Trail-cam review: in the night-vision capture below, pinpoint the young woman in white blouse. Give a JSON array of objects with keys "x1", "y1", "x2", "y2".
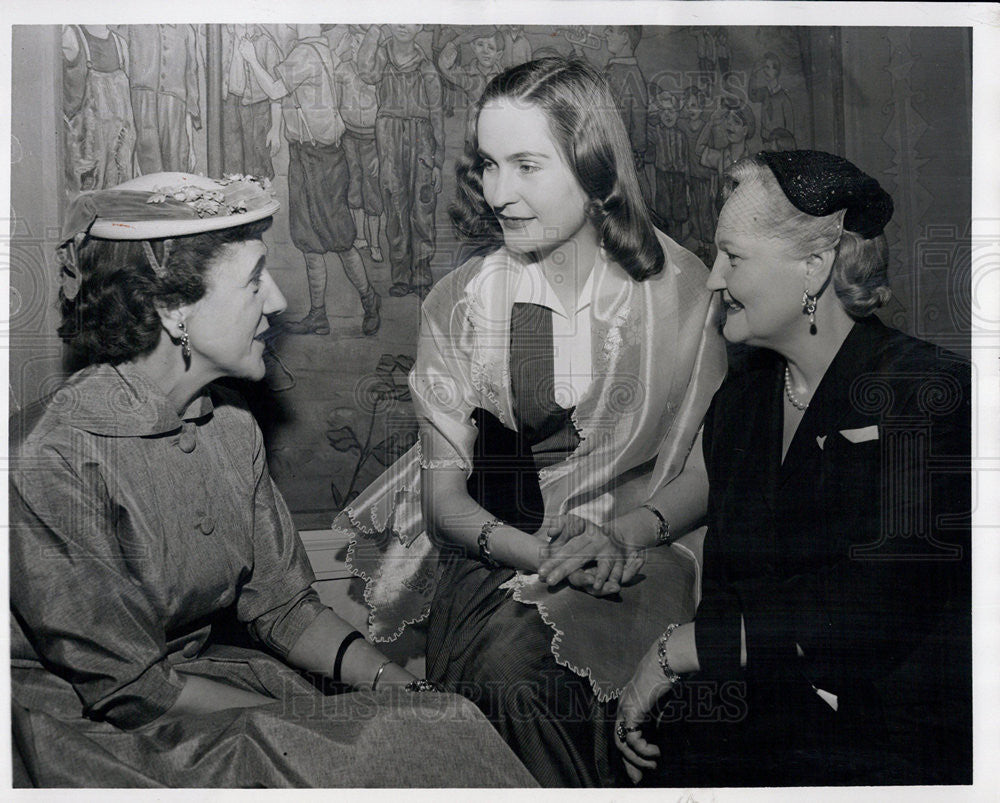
[{"x1": 342, "y1": 58, "x2": 726, "y2": 786}]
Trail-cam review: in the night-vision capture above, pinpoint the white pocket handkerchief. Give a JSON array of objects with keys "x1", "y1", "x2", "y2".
[{"x1": 839, "y1": 425, "x2": 879, "y2": 443}]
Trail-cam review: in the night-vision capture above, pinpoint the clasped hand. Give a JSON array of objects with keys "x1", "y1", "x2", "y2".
[
  {"x1": 536, "y1": 514, "x2": 644, "y2": 596},
  {"x1": 615, "y1": 638, "x2": 673, "y2": 783}
]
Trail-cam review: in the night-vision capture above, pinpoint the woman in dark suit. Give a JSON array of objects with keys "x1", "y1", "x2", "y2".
[{"x1": 614, "y1": 151, "x2": 971, "y2": 786}]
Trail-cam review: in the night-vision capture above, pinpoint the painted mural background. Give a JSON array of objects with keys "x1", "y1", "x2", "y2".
[{"x1": 10, "y1": 24, "x2": 972, "y2": 528}]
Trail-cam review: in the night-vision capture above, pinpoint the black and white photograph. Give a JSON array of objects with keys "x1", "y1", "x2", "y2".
[{"x1": 3, "y1": 0, "x2": 997, "y2": 797}]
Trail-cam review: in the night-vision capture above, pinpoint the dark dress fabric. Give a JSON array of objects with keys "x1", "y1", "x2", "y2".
[
  {"x1": 427, "y1": 303, "x2": 617, "y2": 788},
  {"x1": 650, "y1": 317, "x2": 972, "y2": 786},
  {"x1": 464, "y1": 303, "x2": 579, "y2": 532}
]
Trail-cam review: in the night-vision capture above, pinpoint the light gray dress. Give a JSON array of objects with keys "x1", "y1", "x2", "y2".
[{"x1": 9, "y1": 363, "x2": 536, "y2": 788}]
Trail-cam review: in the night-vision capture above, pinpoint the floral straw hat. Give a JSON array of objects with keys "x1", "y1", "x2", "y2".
[{"x1": 57, "y1": 172, "x2": 280, "y2": 299}]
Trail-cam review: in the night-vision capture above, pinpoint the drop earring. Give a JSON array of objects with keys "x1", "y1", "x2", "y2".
[
  {"x1": 178, "y1": 321, "x2": 192, "y2": 359},
  {"x1": 802, "y1": 290, "x2": 818, "y2": 335}
]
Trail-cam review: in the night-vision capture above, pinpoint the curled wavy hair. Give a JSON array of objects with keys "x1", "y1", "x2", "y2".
[
  {"x1": 723, "y1": 156, "x2": 891, "y2": 317},
  {"x1": 58, "y1": 218, "x2": 272, "y2": 365},
  {"x1": 449, "y1": 57, "x2": 664, "y2": 281}
]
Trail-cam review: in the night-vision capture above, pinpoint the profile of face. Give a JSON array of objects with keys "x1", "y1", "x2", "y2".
[
  {"x1": 604, "y1": 27, "x2": 631, "y2": 56},
  {"x1": 179, "y1": 240, "x2": 287, "y2": 382},
  {"x1": 390, "y1": 24, "x2": 422, "y2": 43},
  {"x1": 477, "y1": 99, "x2": 594, "y2": 260},
  {"x1": 472, "y1": 35, "x2": 501, "y2": 70},
  {"x1": 707, "y1": 183, "x2": 808, "y2": 348}
]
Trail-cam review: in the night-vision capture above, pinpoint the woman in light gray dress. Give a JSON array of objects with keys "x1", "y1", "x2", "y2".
[{"x1": 10, "y1": 172, "x2": 536, "y2": 788}]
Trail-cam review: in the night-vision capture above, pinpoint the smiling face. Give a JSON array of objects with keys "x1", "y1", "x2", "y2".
[
  {"x1": 182, "y1": 240, "x2": 286, "y2": 382},
  {"x1": 477, "y1": 99, "x2": 596, "y2": 261},
  {"x1": 707, "y1": 183, "x2": 808, "y2": 349}
]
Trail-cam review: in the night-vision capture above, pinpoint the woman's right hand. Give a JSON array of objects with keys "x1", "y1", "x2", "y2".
[{"x1": 615, "y1": 639, "x2": 672, "y2": 783}]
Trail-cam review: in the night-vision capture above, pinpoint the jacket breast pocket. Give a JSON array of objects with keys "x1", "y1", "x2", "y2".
[{"x1": 818, "y1": 429, "x2": 883, "y2": 536}]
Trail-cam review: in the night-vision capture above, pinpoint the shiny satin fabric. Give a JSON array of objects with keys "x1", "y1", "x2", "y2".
[
  {"x1": 12, "y1": 644, "x2": 538, "y2": 787},
  {"x1": 339, "y1": 230, "x2": 726, "y2": 697}
]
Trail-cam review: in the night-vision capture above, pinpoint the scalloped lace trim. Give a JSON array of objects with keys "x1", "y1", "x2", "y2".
[
  {"x1": 341, "y1": 475, "x2": 433, "y2": 642},
  {"x1": 345, "y1": 527, "x2": 433, "y2": 643},
  {"x1": 414, "y1": 433, "x2": 471, "y2": 473},
  {"x1": 502, "y1": 572, "x2": 623, "y2": 703}
]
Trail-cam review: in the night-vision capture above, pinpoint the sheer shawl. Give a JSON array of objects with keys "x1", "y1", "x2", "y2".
[{"x1": 338, "y1": 230, "x2": 726, "y2": 698}]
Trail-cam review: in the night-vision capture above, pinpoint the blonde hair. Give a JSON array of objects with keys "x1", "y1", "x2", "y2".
[{"x1": 724, "y1": 156, "x2": 892, "y2": 317}]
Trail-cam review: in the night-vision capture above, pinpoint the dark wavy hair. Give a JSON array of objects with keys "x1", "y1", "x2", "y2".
[
  {"x1": 58, "y1": 218, "x2": 272, "y2": 365},
  {"x1": 449, "y1": 57, "x2": 664, "y2": 281}
]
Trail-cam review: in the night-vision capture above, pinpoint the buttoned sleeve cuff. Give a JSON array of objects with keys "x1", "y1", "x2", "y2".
[
  {"x1": 246, "y1": 587, "x2": 327, "y2": 658},
  {"x1": 86, "y1": 660, "x2": 186, "y2": 731},
  {"x1": 693, "y1": 586, "x2": 744, "y2": 680}
]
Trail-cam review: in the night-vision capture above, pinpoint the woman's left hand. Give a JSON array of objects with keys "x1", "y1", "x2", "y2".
[
  {"x1": 615, "y1": 639, "x2": 674, "y2": 783},
  {"x1": 538, "y1": 514, "x2": 643, "y2": 596}
]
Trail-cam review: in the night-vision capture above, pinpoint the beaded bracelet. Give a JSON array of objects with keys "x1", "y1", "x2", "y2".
[
  {"x1": 478, "y1": 517, "x2": 504, "y2": 568},
  {"x1": 656, "y1": 623, "x2": 682, "y2": 684},
  {"x1": 405, "y1": 679, "x2": 443, "y2": 693}
]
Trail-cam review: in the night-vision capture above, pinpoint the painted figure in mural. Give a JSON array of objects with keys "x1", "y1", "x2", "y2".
[
  {"x1": 697, "y1": 100, "x2": 756, "y2": 211},
  {"x1": 436, "y1": 27, "x2": 505, "y2": 125},
  {"x1": 331, "y1": 25, "x2": 385, "y2": 263},
  {"x1": 431, "y1": 25, "x2": 459, "y2": 119},
  {"x1": 238, "y1": 24, "x2": 381, "y2": 337},
  {"x1": 647, "y1": 91, "x2": 690, "y2": 241},
  {"x1": 694, "y1": 27, "x2": 717, "y2": 76},
  {"x1": 61, "y1": 25, "x2": 136, "y2": 191},
  {"x1": 341, "y1": 58, "x2": 726, "y2": 786},
  {"x1": 10, "y1": 173, "x2": 537, "y2": 788},
  {"x1": 678, "y1": 85, "x2": 717, "y2": 262},
  {"x1": 571, "y1": 26, "x2": 652, "y2": 205},
  {"x1": 221, "y1": 24, "x2": 283, "y2": 180},
  {"x1": 499, "y1": 25, "x2": 533, "y2": 69},
  {"x1": 715, "y1": 29, "x2": 731, "y2": 75},
  {"x1": 602, "y1": 26, "x2": 649, "y2": 176},
  {"x1": 749, "y1": 51, "x2": 797, "y2": 151},
  {"x1": 357, "y1": 24, "x2": 444, "y2": 301},
  {"x1": 125, "y1": 24, "x2": 201, "y2": 174}
]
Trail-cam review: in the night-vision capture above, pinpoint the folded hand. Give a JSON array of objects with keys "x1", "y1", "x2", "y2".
[{"x1": 537, "y1": 514, "x2": 644, "y2": 596}]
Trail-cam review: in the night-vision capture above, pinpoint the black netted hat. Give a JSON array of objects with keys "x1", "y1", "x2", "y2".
[{"x1": 758, "y1": 150, "x2": 893, "y2": 239}]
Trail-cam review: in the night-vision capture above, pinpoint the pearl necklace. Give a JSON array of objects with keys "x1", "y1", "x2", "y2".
[{"x1": 784, "y1": 366, "x2": 809, "y2": 411}]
